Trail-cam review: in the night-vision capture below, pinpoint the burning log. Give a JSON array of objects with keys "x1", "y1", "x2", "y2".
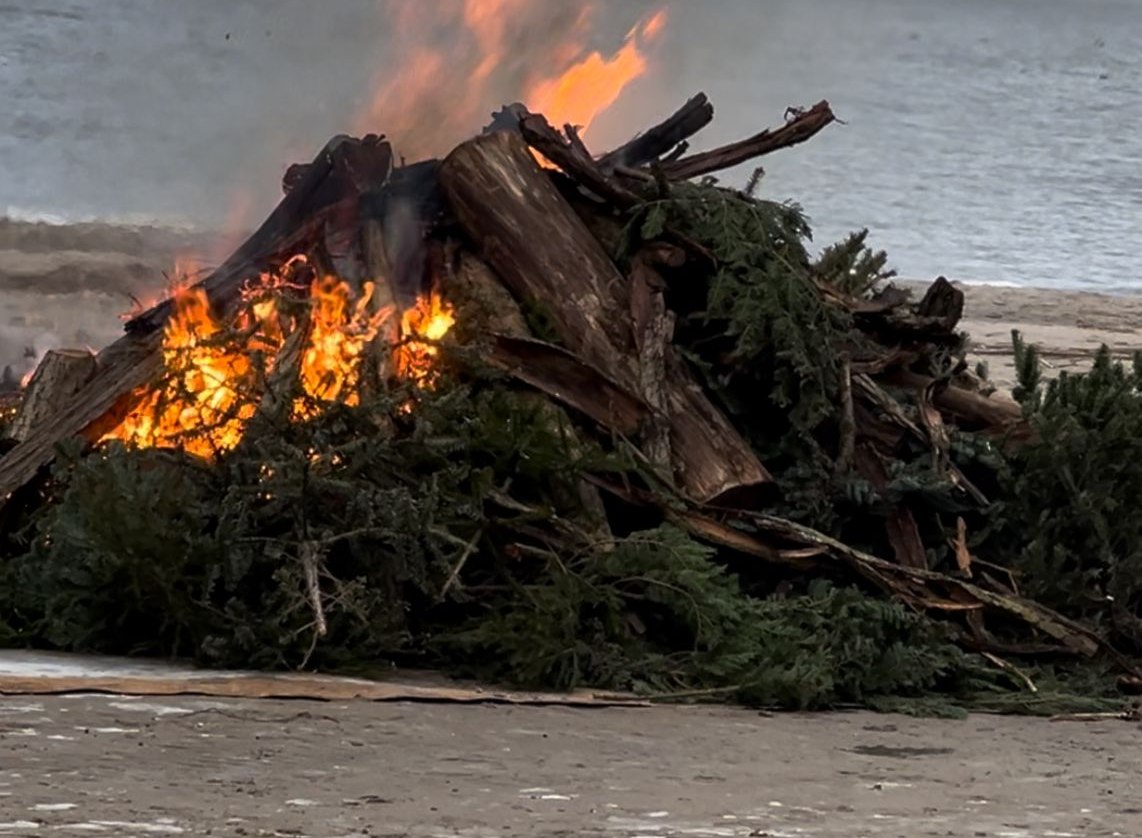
[
  {"x1": 128, "y1": 134, "x2": 395, "y2": 335},
  {"x1": 0, "y1": 96, "x2": 1026, "y2": 530},
  {"x1": 439, "y1": 128, "x2": 772, "y2": 503}
]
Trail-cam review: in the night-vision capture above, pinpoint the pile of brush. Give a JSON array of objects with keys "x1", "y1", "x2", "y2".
[{"x1": 1, "y1": 93, "x2": 1139, "y2": 715}]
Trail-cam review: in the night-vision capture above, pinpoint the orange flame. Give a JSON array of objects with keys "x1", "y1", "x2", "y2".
[
  {"x1": 524, "y1": 9, "x2": 668, "y2": 141},
  {"x1": 106, "y1": 284, "x2": 276, "y2": 459},
  {"x1": 103, "y1": 258, "x2": 455, "y2": 458},
  {"x1": 294, "y1": 277, "x2": 393, "y2": 417},
  {"x1": 395, "y1": 290, "x2": 457, "y2": 385},
  {"x1": 355, "y1": 2, "x2": 668, "y2": 157}
]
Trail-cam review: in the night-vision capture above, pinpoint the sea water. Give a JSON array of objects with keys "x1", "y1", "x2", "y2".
[{"x1": 1, "y1": 0, "x2": 1140, "y2": 292}]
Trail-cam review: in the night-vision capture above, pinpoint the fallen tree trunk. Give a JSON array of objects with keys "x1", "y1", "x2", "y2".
[{"x1": 439, "y1": 129, "x2": 772, "y2": 503}]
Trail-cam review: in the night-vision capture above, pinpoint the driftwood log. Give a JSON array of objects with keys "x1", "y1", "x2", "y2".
[
  {"x1": 658, "y1": 99, "x2": 838, "y2": 181},
  {"x1": 597, "y1": 92, "x2": 715, "y2": 171},
  {"x1": 439, "y1": 129, "x2": 772, "y2": 504}
]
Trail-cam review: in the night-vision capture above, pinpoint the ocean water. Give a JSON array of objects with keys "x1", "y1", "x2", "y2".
[{"x1": 2, "y1": 0, "x2": 1141, "y2": 292}]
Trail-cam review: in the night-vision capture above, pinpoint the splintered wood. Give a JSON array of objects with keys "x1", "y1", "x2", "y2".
[{"x1": 439, "y1": 129, "x2": 771, "y2": 504}]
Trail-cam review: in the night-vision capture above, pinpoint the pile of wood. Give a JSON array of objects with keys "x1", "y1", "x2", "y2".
[{"x1": 0, "y1": 92, "x2": 1121, "y2": 674}]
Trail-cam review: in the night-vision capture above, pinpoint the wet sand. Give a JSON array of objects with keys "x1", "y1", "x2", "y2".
[
  {"x1": 1, "y1": 692, "x2": 1139, "y2": 836},
  {"x1": 2, "y1": 219, "x2": 1141, "y2": 390}
]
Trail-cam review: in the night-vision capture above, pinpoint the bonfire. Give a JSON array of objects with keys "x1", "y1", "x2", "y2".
[{"x1": 2, "y1": 5, "x2": 1140, "y2": 715}]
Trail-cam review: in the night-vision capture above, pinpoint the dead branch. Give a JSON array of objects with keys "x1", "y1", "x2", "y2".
[
  {"x1": 598, "y1": 93, "x2": 715, "y2": 171},
  {"x1": 658, "y1": 100, "x2": 837, "y2": 181}
]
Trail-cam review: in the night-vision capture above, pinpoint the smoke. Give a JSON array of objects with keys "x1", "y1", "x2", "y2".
[
  {"x1": 2, "y1": 0, "x2": 678, "y2": 230},
  {"x1": 0, "y1": 0, "x2": 803, "y2": 234}
]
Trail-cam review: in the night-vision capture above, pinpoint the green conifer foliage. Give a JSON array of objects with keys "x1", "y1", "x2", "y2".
[
  {"x1": 2, "y1": 182, "x2": 1139, "y2": 716},
  {"x1": 989, "y1": 340, "x2": 1142, "y2": 652}
]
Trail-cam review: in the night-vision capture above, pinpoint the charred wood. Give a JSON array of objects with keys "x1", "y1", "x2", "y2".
[
  {"x1": 8, "y1": 350, "x2": 98, "y2": 443},
  {"x1": 598, "y1": 93, "x2": 715, "y2": 171},
  {"x1": 0, "y1": 136, "x2": 398, "y2": 502}
]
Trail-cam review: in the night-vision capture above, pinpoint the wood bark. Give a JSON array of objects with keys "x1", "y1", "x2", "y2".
[
  {"x1": 854, "y1": 444, "x2": 928, "y2": 570},
  {"x1": 488, "y1": 93, "x2": 714, "y2": 174},
  {"x1": 883, "y1": 368, "x2": 1028, "y2": 434},
  {"x1": 440, "y1": 245, "x2": 612, "y2": 541},
  {"x1": 127, "y1": 135, "x2": 394, "y2": 335},
  {"x1": 917, "y1": 276, "x2": 965, "y2": 330},
  {"x1": 439, "y1": 129, "x2": 772, "y2": 503},
  {"x1": 629, "y1": 255, "x2": 674, "y2": 469},
  {"x1": 0, "y1": 332, "x2": 165, "y2": 501},
  {"x1": 518, "y1": 114, "x2": 641, "y2": 209},
  {"x1": 356, "y1": 216, "x2": 400, "y2": 397},
  {"x1": 517, "y1": 113, "x2": 719, "y2": 267},
  {"x1": 487, "y1": 336, "x2": 647, "y2": 436},
  {"x1": 8, "y1": 350, "x2": 99, "y2": 443},
  {"x1": 658, "y1": 100, "x2": 837, "y2": 181},
  {"x1": 445, "y1": 245, "x2": 645, "y2": 437}
]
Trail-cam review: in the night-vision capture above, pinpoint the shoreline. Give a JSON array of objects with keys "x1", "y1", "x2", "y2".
[
  {"x1": 924, "y1": 281, "x2": 1142, "y2": 390},
  {"x1": 2, "y1": 219, "x2": 1140, "y2": 390}
]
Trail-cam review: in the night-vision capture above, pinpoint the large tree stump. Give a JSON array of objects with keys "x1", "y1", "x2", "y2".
[{"x1": 439, "y1": 130, "x2": 771, "y2": 504}]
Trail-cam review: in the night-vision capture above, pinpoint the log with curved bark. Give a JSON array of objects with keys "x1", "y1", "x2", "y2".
[
  {"x1": 439, "y1": 130, "x2": 772, "y2": 504},
  {"x1": 127, "y1": 134, "x2": 394, "y2": 334}
]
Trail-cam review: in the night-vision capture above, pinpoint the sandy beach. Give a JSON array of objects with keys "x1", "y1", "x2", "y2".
[
  {"x1": 2, "y1": 690, "x2": 1139, "y2": 837},
  {"x1": 2, "y1": 218, "x2": 1140, "y2": 391}
]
